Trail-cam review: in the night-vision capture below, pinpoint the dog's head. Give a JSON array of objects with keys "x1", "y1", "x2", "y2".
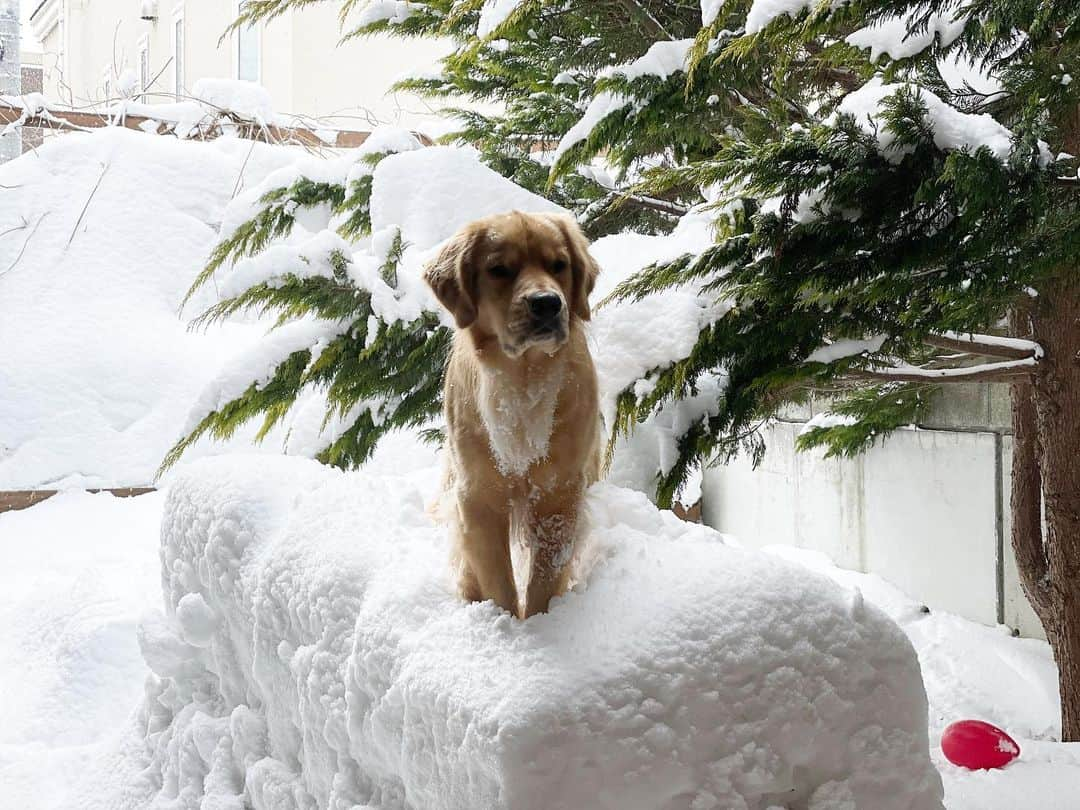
[{"x1": 424, "y1": 211, "x2": 599, "y2": 357}]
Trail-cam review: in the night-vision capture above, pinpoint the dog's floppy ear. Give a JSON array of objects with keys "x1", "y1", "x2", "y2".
[
  {"x1": 424, "y1": 225, "x2": 481, "y2": 328},
  {"x1": 547, "y1": 214, "x2": 599, "y2": 321}
]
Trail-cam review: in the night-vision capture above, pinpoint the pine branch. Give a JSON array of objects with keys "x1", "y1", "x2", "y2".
[{"x1": 614, "y1": 0, "x2": 675, "y2": 41}]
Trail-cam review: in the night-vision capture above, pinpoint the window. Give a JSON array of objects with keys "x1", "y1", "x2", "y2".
[
  {"x1": 138, "y1": 36, "x2": 150, "y2": 98},
  {"x1": 236, "y1": 2, "x2": 260, "y2": 82},
  {"x1": 172, "y1": 11, "x2": 184, "y2": 98}
]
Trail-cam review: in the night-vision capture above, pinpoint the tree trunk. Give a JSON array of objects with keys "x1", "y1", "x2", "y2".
[
  {"x1": 1027, "y1": 276, "x2": 1080, "y2": 741},
  {"x1": 1008, "y1": 310, "x2": 1050, "y2": 627}
]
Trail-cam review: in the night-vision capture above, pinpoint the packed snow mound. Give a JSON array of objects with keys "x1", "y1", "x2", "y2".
[{"x1": 139, "y1": 454, "x2": 943, "y2": 810}]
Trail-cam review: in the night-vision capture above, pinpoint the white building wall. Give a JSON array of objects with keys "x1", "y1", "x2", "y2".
[
  {"x1": 30, "y1": 0, "x2": 451, "y2": 127},
  {"x1": 702, "y1": 413, "x2": 1047, "y2": 640}
]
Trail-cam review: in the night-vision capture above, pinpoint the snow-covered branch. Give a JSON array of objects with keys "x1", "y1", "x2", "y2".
[
  {"x1": 850, "y1": 356, "x2": 1038, "y2": 384},
  {"x1": 924, "y1": 331, "x2": 1044, "y2": 361}
]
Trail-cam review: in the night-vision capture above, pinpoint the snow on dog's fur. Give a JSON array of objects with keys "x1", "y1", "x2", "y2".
[{"x1": 425, "y1": 211, "x2": 601, "y2": 618}]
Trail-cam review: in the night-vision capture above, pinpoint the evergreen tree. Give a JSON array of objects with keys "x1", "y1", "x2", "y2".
[
  {"x1": 191, "y1": 0, "x2": 1080, "y2": 736},
  {"x1": 568, "y1": 0, "x2": 1080, "y2": 737}
]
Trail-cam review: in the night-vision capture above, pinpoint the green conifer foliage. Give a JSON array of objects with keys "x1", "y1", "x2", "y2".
[{"x1": 160, "y1": 141, "x2": 451, "y2": 476}]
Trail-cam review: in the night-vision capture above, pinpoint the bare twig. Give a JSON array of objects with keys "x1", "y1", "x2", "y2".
[
  {"x1": 615, "y1": 0, "x2": 675, "y2": 40},
  {"x1": 1, "y1": 212, "x2": 49, "y2": 278},
  {"x1": 0, "y1": 217, "x2": 28, "y2": 239},
  {"x1": 231, "y1": 139, "x2": 259, "y2": 200},
  {"x1": 66, "y1": 163, "x2": 110, "y2": 250}
]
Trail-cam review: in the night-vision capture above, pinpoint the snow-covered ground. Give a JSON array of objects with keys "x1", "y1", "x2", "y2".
[
  {"x1": 2, "y1": 459, "x2": 1079, "y2": 809},
  {"x1": 2, "y1": 110, "x2": 1078, "y2": 809}
]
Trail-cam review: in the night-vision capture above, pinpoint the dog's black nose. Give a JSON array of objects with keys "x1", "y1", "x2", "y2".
[{"x1": 527, "y1": 292, "x2": 562, "y2": 321}]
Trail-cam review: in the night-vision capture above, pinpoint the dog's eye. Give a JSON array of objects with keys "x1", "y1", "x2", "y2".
[
  {"x1": 551, "y1": 259, "x2": 568, "y2": 273},
  {"x1": 488, "y1": 264, "x2": 514, "y2": 280}
]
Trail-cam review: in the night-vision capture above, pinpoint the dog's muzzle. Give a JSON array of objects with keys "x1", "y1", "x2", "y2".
[{"x1": 525, "y1": 292, "x2": 566, "y2": 338}]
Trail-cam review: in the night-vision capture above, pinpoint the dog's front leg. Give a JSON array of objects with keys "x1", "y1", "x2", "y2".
[
  {"x1": 455, "y1": 493, "x2": 518, "y2": 616},
  {"x1": 522, "y1": 483, "x2": 582, "y2": 618}
]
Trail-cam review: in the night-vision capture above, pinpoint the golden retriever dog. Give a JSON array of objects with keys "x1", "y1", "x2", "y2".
[{"x1": 424, "y1": 211, "x2": 602, "y2": 618}]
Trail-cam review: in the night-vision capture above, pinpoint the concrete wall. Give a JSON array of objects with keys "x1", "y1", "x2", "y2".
[
  {"x1": 30, "y1": 0, "x2": 451, "y2": 127},
  {"x1": 701, "y1": 383, "x2": 1046, "y2": 640}
]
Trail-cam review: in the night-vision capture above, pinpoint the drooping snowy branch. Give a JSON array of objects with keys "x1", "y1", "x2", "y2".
[
  {"x1": 925, "y1": 331, "x2": 1044, "y2": 360},
  {"x1": 850, "y1": 356, "x2": 1038, "y2": 384}
]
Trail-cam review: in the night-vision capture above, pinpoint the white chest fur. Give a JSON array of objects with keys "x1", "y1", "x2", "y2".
[{"x1": 477, "y1": 359, "x2": 565, "y2": 477}]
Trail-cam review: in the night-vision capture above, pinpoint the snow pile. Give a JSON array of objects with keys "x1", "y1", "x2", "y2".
[
  {"x1": 6, "y1": 483, "x2": 1080, "y2": 809},
  {"x1": 136, "y1": 453, "x2": 944, "y2": 810},
  {"x1": 0, "y1": 128, "x2": 302, "y2": 489}
]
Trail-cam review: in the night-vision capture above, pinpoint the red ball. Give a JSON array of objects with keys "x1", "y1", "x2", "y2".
[{"x1": 941, "y1": 720, "x2": 1020, "y2": 770}]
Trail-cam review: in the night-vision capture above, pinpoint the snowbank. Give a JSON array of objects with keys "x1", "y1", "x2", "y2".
[
  {"x1": 0, "y1": 128, "x2": 301, "y2": 489},
  {"x1": 137, "y1": 453, "x2": 944, "y2": 810}
]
